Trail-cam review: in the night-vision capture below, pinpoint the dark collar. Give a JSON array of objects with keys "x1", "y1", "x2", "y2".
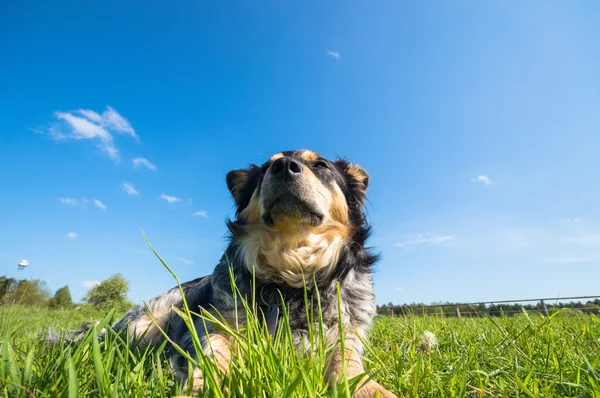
[{"x1": 257, "y1": 283, "x2": 286, "y2": 338}]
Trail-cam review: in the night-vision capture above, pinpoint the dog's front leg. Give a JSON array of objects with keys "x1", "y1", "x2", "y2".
[
  {"x1": 194, "y1": 333, "x2": 231, "y2": 392},
  {"x1": 325, "y1": 333, "x2": 397, "y2": 398},
  {"x1": 172, "y1": 332, "x2": 232, "y2": 396}
]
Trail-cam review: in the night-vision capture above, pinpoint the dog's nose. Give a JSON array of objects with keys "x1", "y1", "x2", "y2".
[{"x1": 271, "y1": 157, "x2": 303, "y2": 180}]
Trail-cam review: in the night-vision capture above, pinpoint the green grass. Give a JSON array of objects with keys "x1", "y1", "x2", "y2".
[
  {"x1": 369, "y1": 312, "x2": 600, "y2": 397},
  {"x1": 0, "y1": 243, "x2": 598, "y2": 397},
  {"x1": 1, "y1": 306, "x2": 599, "y2": 397}
]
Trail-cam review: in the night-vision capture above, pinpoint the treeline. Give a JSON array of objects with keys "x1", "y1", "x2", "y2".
[
  {"x1": 377, "y1": 299, "x2": 600, "y2": 317},
  {"x1": 0, "y1": 274, "x2": 135, "y2": 311}
]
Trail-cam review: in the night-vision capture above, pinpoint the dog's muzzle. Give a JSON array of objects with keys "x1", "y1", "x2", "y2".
[{"x1": 261, "y1": 157, "x2": 324, "y2": 227}]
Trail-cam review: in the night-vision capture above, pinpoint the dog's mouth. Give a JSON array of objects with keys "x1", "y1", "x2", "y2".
[{"x1": 261, "y1": 193, "x2": 324, "y2": 228}]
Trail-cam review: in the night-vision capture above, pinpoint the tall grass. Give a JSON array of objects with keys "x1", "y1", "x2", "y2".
[
  {"x1": 367, "y1": 311, "x2": 600, "y2": 397},
  {"x1": 0, "y1": 243, "x2": 598, "y2": 397},
  {"x1": 0, "y1": 240, "x2": 385, "y2": 398},
  {"x1": 1, "y1": 307, "x2": 599, "y2": 396}
]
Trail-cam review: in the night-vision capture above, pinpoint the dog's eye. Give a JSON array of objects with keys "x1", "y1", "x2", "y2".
[
  {"x1": 261, "y1": 163, "x2": 271, "y2": 173},
  {"x1": 313, "y1": 161, "x2": 328, "y2": 169}
]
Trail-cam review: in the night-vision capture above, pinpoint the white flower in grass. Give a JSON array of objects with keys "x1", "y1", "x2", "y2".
[{"x1": 420, "y1": 330, "x2": 437, "y2": 352}]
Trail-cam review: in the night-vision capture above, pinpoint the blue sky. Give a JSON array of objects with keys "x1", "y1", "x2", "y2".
[{"x1": 1, "y1": 1, "x2": 600, "y2": 305}]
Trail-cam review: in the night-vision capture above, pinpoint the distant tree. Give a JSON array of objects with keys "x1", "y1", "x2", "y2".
[
  {"x1": 0, "y1": 276, "x2": 14, "y2": 300},
  {"x1": 49, "y1": 285, "x2": 73, "y2": 308},
  {"x1": 11, "y1": 279, "x2": 51, "y2": 306},
  {"x1": 84, "y1": 274, "x2": 134, "y2": 311},
  {"x1": 378, "y1": 297, "x2": 600, "y2": 317},
  {"x1": 378, "y1": 304, "x2": 392, "y2": 316}
]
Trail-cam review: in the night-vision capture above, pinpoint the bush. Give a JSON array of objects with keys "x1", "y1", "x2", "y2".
[
  {"x1": 48, "y1": 285, "x2": 73, "y2": 308},
  {"x1": 83, "y1": 274, "x2": 134, "y2": 311}
]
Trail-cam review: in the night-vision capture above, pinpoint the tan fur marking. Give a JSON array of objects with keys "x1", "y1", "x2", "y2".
[
  {"x1": 207, "y1": 333, "x2": 232, "y2": 374},
  {"x1": 348, "y1": 164, "x2": 369, "y2": 194},
  {"x1": 347, "y1": 164, "x2": 368, "y2": 182},
  {"x1": 329, "y1": 183, "x2": 350, "y2": 225},
  {"x1": 269, "y1": 152, "x2": 284, "y2": 162},
  {"x1": 303, "y1": 166, "x2": 349, "y2": 225},
  {"x1": 240, "y1": 190, "x2": 261, "y2": 223},
  {"x1": 326, "y1": 335, "x2": 397, "y2": 398},
  {"x1": 300, "y1": 150, "x2": 319, "y2": 162},
  {"x1": 187, "y1": 333, "x2": 232, "y2": 395}
]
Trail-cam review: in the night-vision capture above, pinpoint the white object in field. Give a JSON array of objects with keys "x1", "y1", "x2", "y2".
[{"x1": 7, "y1": 260, "x2": 30, "y2": 297}]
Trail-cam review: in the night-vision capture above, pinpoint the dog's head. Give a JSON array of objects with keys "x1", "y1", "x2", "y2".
[
  {"x1": 226, "y1": 149, "x2": 370, "y2": 285},
  {"x1": 227, "y1": 149, "x2": 369, "y2": 231}
]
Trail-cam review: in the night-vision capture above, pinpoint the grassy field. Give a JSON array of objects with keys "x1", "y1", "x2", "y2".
[{"x1": 1, "y1": 303, "x2": 599, "y2": 397}]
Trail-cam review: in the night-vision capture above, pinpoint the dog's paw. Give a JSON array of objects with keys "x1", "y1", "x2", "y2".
[{"x1": 354, "y1": 380, "x2": 398, "y2": 398}]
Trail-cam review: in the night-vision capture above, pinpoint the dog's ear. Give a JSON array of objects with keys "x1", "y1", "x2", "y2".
[
  {"x1": 334, "y1": 159, "x2": 370, "y2": 204},
  {"x1": 226, "y1": 169, "x2": 249, "y2": 204},
  {"x1": 226, "y1": 165, "x2": 260, "y2": 207},
  {"x1": 346, "y1": 163, "x2": 370, "y2": 190}
]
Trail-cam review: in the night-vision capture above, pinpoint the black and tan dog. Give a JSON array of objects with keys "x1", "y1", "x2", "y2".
[{"x1": 111, "y1": 149, "x2": 396, "y2": 397}]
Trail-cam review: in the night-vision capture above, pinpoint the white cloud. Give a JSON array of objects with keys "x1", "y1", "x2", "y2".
[
  {"x1": 178, "y1": 257, "x2": 193, "y2": 265},
  {"x1": 396, "y1": 287, "x2": 404, "y2": 293},
  {"x1": 472, "y1": 175, "x2": 493, "y2": 185},
  {"x1": 59, "y1": 197, "x2": 78, "y2": 205},
  {"x1": 28, "y1": 127, "x2": 45, "y2": 135},
  {"x1": 193, "y1": 210, "x2": 208, "y2": 218},
  {"x1": 395, "y1": 233, "x2": 458, "y2": 250},
  {"x1": 66, "y1": 232, "x2": 78, "y2": 239},
  {"x1": 161, "y1": 194, "x2": 181, "y2": 204},
  {"x1": 123, "y1": 182, "x2": 140, "y2": 196},
  {"x1": 56, "y1": 112, "x2": 111, "y2": 140},
  {"x1": 59, "y1": 197, "x2": 95, "y2": 208},
  {"x1": 77, "y1": 109, "x2": 102, "y2": 122},
  {"x1": 46, "y1": 124, "x2": 68, "y2": 140},
  {"x1": 101, "y1": 106, "x2": 137, "y2": 139},
  {"x1": 81, "y1": 280, "x2": 100, "y2": 288},
  {"x1": 93, "y1": 199, "x2": 107, "y2": 210},
  {"x1": 55, "y1": 111, "x2": 118, "y2": 159},
  {"x1": 132, "y1": 157, "x2": 157, "y2": 171},
  {"x1": 327, "y1": 50, "x2": 341, "y2": 60},
  {"x1": 40, "y1": 106, "x2": 137, "y2": 160}
]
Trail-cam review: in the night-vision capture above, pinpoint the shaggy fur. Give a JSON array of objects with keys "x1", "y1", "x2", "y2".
[{"x1": 89, "y1": 150, "x2": 395, "y2": 397}]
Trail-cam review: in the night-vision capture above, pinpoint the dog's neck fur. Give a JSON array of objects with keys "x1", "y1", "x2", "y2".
[{"x1": 235, "y1": 222, "x2": 349, "y2": 288}]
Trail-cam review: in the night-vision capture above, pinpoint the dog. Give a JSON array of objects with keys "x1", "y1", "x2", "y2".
[{"x1": 110, "y1": 149, "x2": 395, "y2": 397}]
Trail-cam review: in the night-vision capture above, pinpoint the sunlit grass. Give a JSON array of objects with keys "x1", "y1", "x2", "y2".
[
  {"x1": 1, "y1": 307, "x2": 600, "y2": 396},
  {"x1": 0, "y1": 245, "x2": 599, "y2": 397}
]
